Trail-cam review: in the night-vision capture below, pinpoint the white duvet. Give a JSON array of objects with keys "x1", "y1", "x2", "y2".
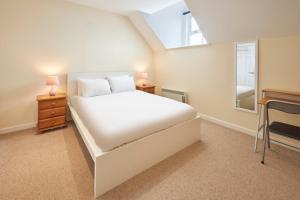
[{"x1": 71, "y1": 91, "x2": 197, "y2": 151}]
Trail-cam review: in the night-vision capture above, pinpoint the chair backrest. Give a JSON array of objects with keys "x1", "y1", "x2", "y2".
[{"x1": 267, "y1": 100, "x2": 300, "y2": 114}]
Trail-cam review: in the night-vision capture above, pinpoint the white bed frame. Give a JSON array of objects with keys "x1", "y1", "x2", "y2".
[{"x1": 67, "y1": 72, "x2": 201, "y2": 198}]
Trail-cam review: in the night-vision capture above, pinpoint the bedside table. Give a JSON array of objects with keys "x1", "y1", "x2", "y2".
[
  {"x1": 36, "y1": 93, "x2": 67, "y2": 133},
  {"x1": 136, "y1": 85, "x2": 156, "y2": 94}
]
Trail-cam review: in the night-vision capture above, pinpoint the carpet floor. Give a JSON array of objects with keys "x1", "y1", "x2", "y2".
[{"x1": 0, "y1": 120, "x2": 299, "y2": 200}]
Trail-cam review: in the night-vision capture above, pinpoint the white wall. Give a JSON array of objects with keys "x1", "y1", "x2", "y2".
[
  {"x1": 154, "y1": 35, "x2": 300, "y2": 132},
  {"x1": 143, "y1": 1, "x2": 188, "y2": 48},
  {"x1": 0, "y1": 0, "x2": 153, "y2": 130}
]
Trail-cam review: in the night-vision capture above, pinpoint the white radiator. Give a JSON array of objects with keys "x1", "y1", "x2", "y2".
[{"x1": 161, "y1": 88, "x2": 188, "y2": 103}]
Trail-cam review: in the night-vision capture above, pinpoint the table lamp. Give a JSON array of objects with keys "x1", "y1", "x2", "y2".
[
  {"x1": 46, "y1": 75, "x2": 60, "y2": 96},
  {"x1": 139, "y1": 72, "x2": 148, "y2": 86}
]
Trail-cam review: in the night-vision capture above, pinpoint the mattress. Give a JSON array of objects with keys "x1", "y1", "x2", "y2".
[{"x1": 71, "y1": 91, "x2": 197, "y2": 151}]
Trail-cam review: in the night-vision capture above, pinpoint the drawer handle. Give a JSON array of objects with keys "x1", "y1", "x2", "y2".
[
  {"x1": 51, "y1": 102, "x2": 56, "y2": 105},
  {"x1": 51, "y1": 112, "x2": 55, "y2": 115}
]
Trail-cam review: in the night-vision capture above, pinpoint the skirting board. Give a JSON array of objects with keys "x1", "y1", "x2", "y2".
[
  {"x1": 198, "y1": 113, "x2": 300, "y2": 152},
  {"x1": 198, "y1": 113, "x2": 256, "y2": 136},
  {"x1": 0, "y1": 122, "x2": 36, "y2": 135}
]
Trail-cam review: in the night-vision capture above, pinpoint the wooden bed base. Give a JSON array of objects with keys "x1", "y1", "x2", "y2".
[
  {"x1": 67, "y1": 72, "x2": 201, "y2": 198},
  {"x1": 69, "y1": 105, "x2": 201, "y2": 198}
]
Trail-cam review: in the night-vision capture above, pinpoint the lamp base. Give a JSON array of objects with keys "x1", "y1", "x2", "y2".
[{"x1": 49, "y1": 86, "x2": 56, "y2": 96}]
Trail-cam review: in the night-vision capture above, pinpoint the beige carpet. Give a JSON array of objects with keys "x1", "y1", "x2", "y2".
[{"x1": 0, "y1": 120, "x2": 299, "y2": 200}]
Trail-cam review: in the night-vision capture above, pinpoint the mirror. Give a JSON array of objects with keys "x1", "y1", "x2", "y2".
[{"x1": 234, "y1": 41, "x2": 258, "y2": 113}]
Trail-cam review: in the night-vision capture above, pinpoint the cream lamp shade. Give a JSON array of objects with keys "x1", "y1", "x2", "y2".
[
  {"x1": 46, "y1": 76, "x2": 60, "y2": 96},
  {"x1": 138, "y1": 72, "x2": 148, "y2": 86},
  {"x1": 46, "y1": 76, "x2": 60, "y2": 86}
]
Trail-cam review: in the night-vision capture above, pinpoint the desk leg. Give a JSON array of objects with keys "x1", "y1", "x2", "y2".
[
  {"x1": 254, "y1": 104, "x2": 262, "y2": 152},
  {"x1": 261, "y1": 128, "x2": 267, "y2": 164}
]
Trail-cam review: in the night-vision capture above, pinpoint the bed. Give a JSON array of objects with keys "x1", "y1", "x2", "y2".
[
  {"x1": 67, "y1": 72, "x2": 201, "y2": 198},
  {"x1": 236, "y1": 85, "x2": 255, "y2": 110}
]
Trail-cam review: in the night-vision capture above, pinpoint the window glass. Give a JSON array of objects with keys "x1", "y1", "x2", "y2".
[
  {"x1": 183, "y1": 12, "x2": 207, "y2": 46},
  {"x1": 191, "y1": 17, "x2": 199, "y2": 32},
  {"x1": 190, "y1": 33, "x2": 206, "y2": 45},
  {"x1": 142, "y1": 2, "x2": 207, "y2": 49}
]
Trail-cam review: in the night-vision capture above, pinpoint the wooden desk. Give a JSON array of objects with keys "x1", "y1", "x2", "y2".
[
  {"x1": 258, "y1": 96, "x2": 300, "y2": 105},
  {"x1": 262, "y1": 89, "x2": 300, "y2": 97},
  {"x1": 254, "y1": 89, "x2": 300, "y2": 161}
]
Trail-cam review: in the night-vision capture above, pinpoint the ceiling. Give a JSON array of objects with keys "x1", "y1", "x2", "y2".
[
  {"x1": 186, "y1": 0, "x2": 300, "y2": 43},
  {"x1": 66, "y1": 0, "x2": 182, "y2": 15},
  {"x1": 66, "y1": 0, "x2": 300, "y2": 44}
]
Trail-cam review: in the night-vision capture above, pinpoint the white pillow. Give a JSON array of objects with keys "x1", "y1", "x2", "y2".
[
  {"x1": 107, "y1": 75, "x2": 136, "y2": 93},
  {"x1": 78, "y1": 79, "x2": 111, "y2": 97}
]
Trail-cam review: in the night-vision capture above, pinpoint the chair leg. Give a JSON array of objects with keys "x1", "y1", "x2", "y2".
[
  {"x1": 265, "y1": 106, "x2": 271, "y2": 149},
  {"x1": 262, "y1": 106, "x2": 270, "y2": 164},
  {"x1": 262, "y1": 107, "x2": 266, "y2": 147},
  {"x1": 267, "y1": 128, "x2": 271, "y2": 149}
]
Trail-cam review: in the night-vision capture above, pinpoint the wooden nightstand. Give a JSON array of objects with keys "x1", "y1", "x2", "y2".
[
  {"x1": 136, "y1": 85, "x2": 156, "y2": 94},
  {"x1": 36, "y1": 93, "x2": 67, "y2": 133}
]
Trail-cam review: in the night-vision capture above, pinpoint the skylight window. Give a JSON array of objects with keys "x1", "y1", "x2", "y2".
[
  {"x1": 183, "y1": 12, "x2": 207, "y2": 46},
  {"x1": 142, "y1": 1, "x2": 207, "y2": 49}
]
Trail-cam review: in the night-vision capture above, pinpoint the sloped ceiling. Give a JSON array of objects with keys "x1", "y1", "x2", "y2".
[
  {"x1": 128, "y1": 12, "x2": 165, "y2": 51},
  {"x1": 186, "y1": 0, "x2": 300, "y2": 43},
  {"x1": 66, "y1": 0, "x2": 300, "y2": 45},
  {"x1": 66, "y1": 0, "x2": 181, "y2": 15}
]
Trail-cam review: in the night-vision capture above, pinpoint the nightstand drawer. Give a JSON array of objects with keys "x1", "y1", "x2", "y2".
[
  {"x1": 143, "y1": 87, "x2": 155, "y2": 94},
  {"x1": 136, "y1": 85, "x2": 156, "y2": 94},
  {"x1": 39, "y1": 98, "x2": 66, "y2": 110},
  {"x1": 39, "y1": 107, "x2": 66, "y2": 120},
  {"x1": 38, "y1": 116, "x2": 65, "y2": 129}
]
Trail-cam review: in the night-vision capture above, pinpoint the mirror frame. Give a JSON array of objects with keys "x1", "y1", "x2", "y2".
[{"x1": 233, "y1": 40, "x2": 258, "y2": 114}]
